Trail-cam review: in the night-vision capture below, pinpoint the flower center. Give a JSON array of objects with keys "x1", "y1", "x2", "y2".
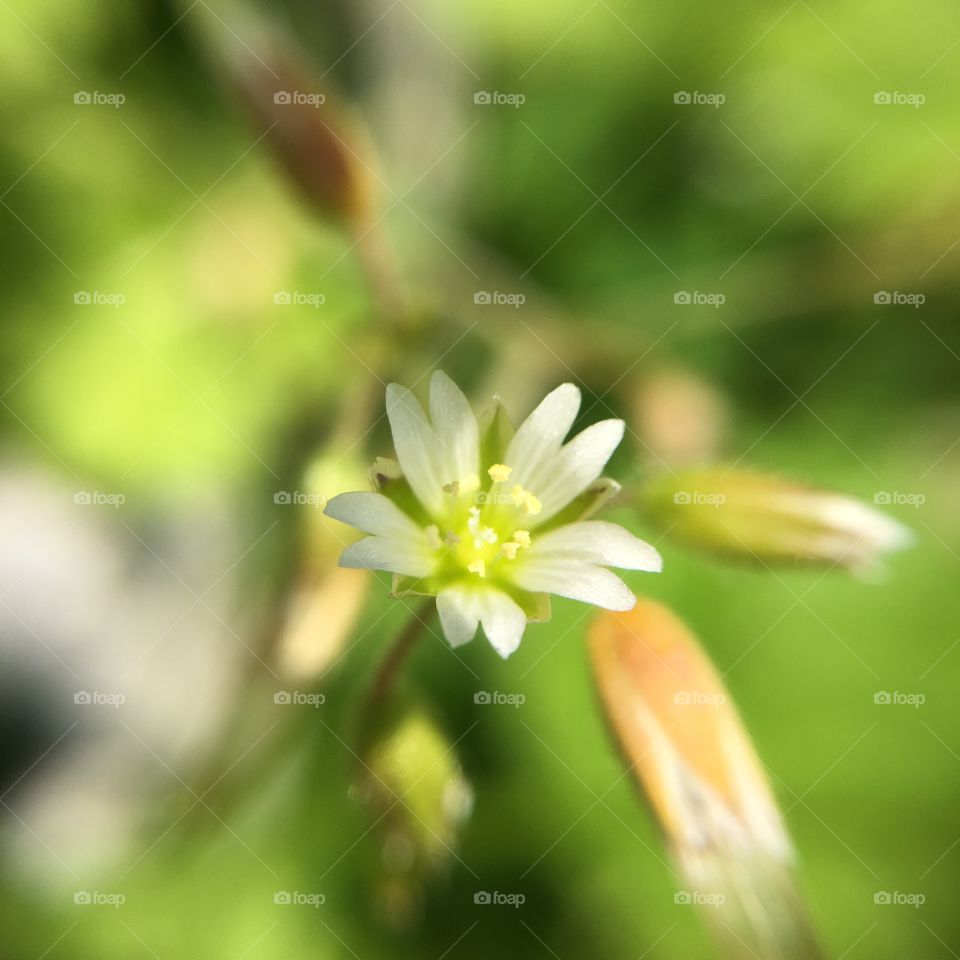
[{"x1": 429, "y1": 462, "x2": 536, "y2": 581}]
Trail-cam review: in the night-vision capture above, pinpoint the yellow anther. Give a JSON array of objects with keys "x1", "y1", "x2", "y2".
[
  {"x1": 442, "y1": 480, "x2": 461, "y2": 496},
  {"x1": 467, "y1": 559, "x2": 486, "y2": 577},
  {"x1": 501, "y1": 542, "x2": 520, "y2": 560},
  {"x1": 488, "y1": 463, "x2": 512, "y2": 483},
  {"x1": 523, "y1": 492, "x2": 542, "y2": 516},
  {"x1": 512, "y1": 529, "x2": 531, "y2": 549}
]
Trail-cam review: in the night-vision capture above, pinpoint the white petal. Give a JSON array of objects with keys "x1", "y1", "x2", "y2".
[
  {"x1": 513, "y1": 557, "x2": 637, "y2": 611},
  {"x1": 340, "y1": 535, "x2": 434, "y2": 577},
  {"x1": 386, "y1": 383, "x2": 445, "y2": 515},
  {"x1": 437, "y1": 587, "x2": 480, "y2": 647},
  {"x1": 476, "y1": 589, "x2": 527, "y2": 658},
  {"x1": 429, "y1": 370, "x2": 480, "y2": 489},
  {"x1": 533, "y1": 419, "x2": 625, "y2": 521},
  {"x1": 324, "y1": 492, "x2": 423, "y2": 539},
  {"x1": 506, "y1": 383, "x2": 581, "y2": 484},
  {"x1": 527, "y1": 521, "x2": 662, "y2": 572},
  {"x1": 436, "y1": 586, "x2": 527, "y2": 658}
]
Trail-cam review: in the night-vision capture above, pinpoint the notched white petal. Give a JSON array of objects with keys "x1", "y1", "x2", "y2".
[
  {"x1": 437, "y1": 587, "x2": 481, "y2": 647},
  {"x1": 340, "y1": 535, "x2": 434, "y2": 577},
  {"x1": 324, "y1": 491, "x2": 422, "y2": 539},
  {"x1": 476, "y1": 589, "x2": 526, "y2": 659},
  {"x1": 429, "y1": 370, "x2": 480, "y2": 488},
  {"x1": 386, "y1": 383, "x2": 444, "y2": 514},
  {"x1": 436, "y1": 586, "x2": 527, "y2": 657},
  {"x1": 506, "y1": 383, "x2": 581, "y2": 484},
  {"x1": 514, "y1": 559, "x2": 637, "y2": 612},
  {"x1": 534, "y1": 419, "x2": 625, "y2": 521},
  {"x1": 530, "y1": 521, "x2": 662, "y2": 572}
]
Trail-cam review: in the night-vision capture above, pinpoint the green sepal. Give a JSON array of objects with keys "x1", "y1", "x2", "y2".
[
  {"x1": 478, "y1": 397, "x2": 514, "y2": 468},
  {"x1": 391, "y1": 574, "x2": 435, "y2": 599},
  {"x1": 370, "y1": 457, "x2": 431, "y2": 526},
  {"x1": 538, "y1": 477, "x2": 622, "y2": 532},
  {"x1": 510, "y1": 589, "x2": 552, "y2": 623}
]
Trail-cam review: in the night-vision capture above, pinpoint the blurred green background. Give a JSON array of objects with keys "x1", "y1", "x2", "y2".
[{"x1": 1, "y1": 0, "x2": 958, "y2": 957}]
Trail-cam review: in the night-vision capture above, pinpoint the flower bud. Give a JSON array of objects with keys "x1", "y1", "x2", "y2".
[
  {"x1": 354, "y1": 701, "x2": 473, "y2": 928},
  {"x1": 642, "y1": 467, "x2": 912, "y2": 573},
  {"x1": 273, "y1": 452, "x2": 370, "y2": 681},
  {"x1": 589, "y1": 601, "x2": 824, "y2": 959}
]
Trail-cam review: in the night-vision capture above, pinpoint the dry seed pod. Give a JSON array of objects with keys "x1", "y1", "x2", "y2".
[
  {"x1": 213, "y1": 17, "x2": 377, "y2": 231},
  {"x1": 642, "y1": 467, "x2": 912, "y2": 574},
  {"x1": 590, "y1": 600, "x2": 825, "y2": 960}
]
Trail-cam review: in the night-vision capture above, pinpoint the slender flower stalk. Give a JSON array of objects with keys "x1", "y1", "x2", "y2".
[{"x1": 325, "y1": 372, "x2": 662, "y2": 657}]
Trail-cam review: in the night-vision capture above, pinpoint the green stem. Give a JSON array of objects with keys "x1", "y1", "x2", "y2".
[{"x1": 365, "y1": 598, "x2": 435, "y2": 715}]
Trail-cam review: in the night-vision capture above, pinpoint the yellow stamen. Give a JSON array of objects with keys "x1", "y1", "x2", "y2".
[
  {"x1": 501, "y1": 542, "x2": 520, "y2": 560},
  {"x1": 513, "y1": 529, "x2": 531, "y2": 549},
  {"x1": 467, "y1": 559, "x2": 486, "y2": 577},
  {"x1": 488, "y1": 463, "x2": 512, "y2": 483},
  {"x1": 523, "y1": 492, "x2": 542, "y2": 516}
]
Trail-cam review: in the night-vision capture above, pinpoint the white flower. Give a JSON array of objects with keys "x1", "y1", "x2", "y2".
[{"x1": 324, "y1": 372, "x2": 662, "y2": 658}]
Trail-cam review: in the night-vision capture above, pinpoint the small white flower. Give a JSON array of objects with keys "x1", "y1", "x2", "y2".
[{"x1": 325, "y1": 372, "x2": 662, "y2": 658}]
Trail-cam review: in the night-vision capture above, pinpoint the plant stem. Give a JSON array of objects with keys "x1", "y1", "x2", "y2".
[{"x1": 365, "y1": 598, "x2": 435, "y2": 713}]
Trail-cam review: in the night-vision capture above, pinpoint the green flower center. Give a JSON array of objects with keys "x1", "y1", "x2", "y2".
[{"x1": 428, "y1": 463, "x2": 538, "y2": 584}]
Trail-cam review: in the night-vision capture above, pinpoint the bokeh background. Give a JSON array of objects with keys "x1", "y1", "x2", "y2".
[{"x1": 1, "y1": 0, "x2": 958, "y2": 957}]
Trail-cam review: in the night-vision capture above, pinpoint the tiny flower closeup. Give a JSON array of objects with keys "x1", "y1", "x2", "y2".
[{"x1": 324, "y1": 372, "x2": 662, "y2": 658}]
